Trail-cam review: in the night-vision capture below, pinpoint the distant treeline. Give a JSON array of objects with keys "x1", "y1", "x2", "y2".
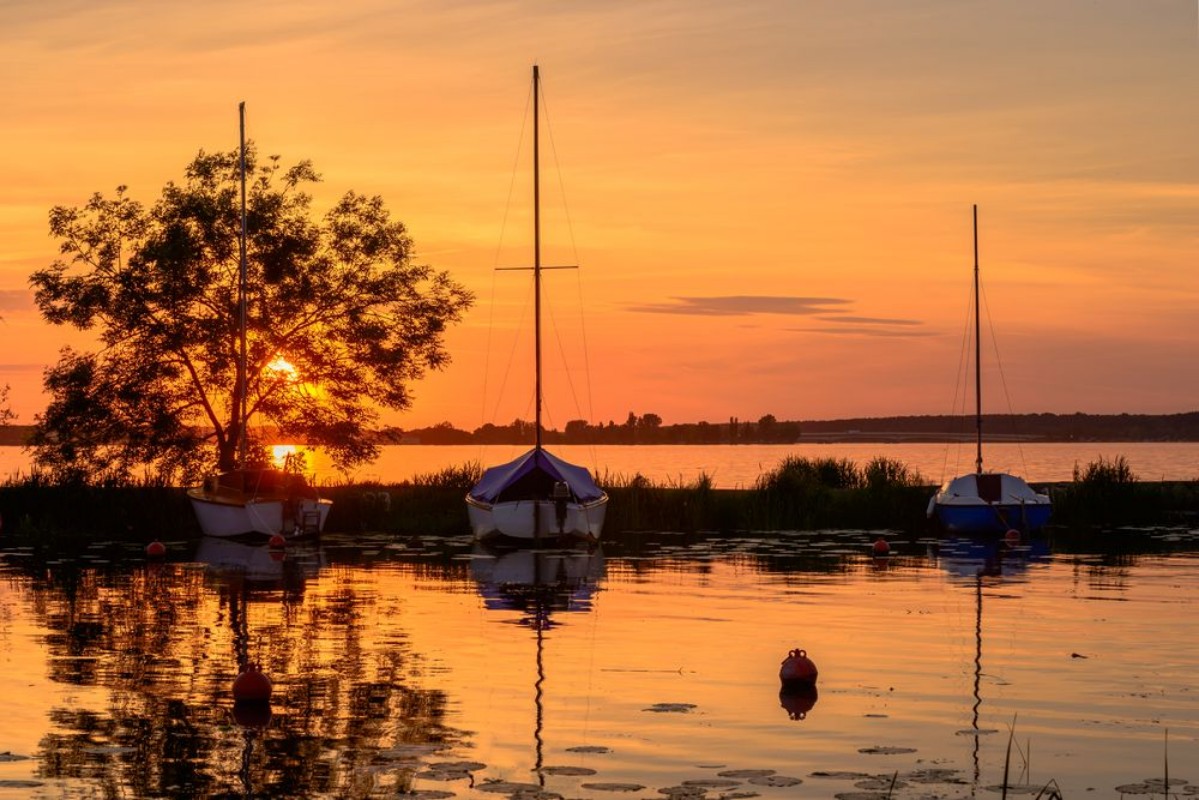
[
  {"x1": 388, "y1": 411, "x2": 1199, "y2": 445},
  {"x1": 3, "y1": 410, "x2": 1197, "y2": 449}
]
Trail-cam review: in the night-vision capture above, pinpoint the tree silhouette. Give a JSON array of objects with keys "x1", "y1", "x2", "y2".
[{"x1": 30, "y1": 145, "x2": 472, "y2": 483}]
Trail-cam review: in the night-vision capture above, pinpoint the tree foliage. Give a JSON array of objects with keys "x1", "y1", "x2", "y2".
[{"x1": 30, "y1": 146, "x2": 473, "y2": 484}]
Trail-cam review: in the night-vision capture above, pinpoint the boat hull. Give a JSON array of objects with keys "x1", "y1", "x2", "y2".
[
  {"x1": 930, "y1": 500, "x2": 1052, "y2": 535},
  {"x1": 188, "y1": 479, "x2": 332, "y2": 539},
  {"x1": 466, "y1": 494, "x2": 608, "y2": 544}
]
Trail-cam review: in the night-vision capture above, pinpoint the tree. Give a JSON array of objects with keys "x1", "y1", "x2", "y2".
[
  {"x1": 30, "y1": 145, "x2": 473, "y2": 484},
  {"x1": 0, "y1": 384, "x2": 14, "y2": 427}
]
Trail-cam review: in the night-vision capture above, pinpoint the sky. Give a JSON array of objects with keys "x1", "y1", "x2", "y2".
[{"x1": 1, "y1": 0, "x2": 1197, "y2": 432}]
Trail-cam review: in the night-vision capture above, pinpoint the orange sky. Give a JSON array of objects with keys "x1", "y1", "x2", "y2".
[{"x1": 2, "y1": 1, "x2": 1197, "y2": 431}]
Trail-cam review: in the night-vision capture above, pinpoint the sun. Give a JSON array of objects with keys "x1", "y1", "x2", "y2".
[
  {"x1": 271, "y1": 444, "x2": 298, "y2": 466},
  {"x1": 267, "y1": 355, "x2": 299, "y2": 382}
]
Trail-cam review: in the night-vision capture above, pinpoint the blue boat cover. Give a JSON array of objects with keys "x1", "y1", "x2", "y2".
[{"x1": 468, "y1": 448, "x2": 605, "y2": 504}]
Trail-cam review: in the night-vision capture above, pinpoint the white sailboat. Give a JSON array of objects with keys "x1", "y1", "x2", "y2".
[
  {"x1": 465, "y1": 66, "x2": 608, "y2": 545},
  {"x1": 187, "y1": 103, "x2": 332, "y2": 539},
  {"x1": 927, "y1": 206, "x2": 1051, "y2": 535}
]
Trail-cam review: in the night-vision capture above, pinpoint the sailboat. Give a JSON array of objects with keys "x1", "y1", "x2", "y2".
[
  {"x1": 187, "y1": 103, "x2": 333, "y2": 540},
  {"x1": 465, "y1": 67, "x2": 608, "y2": 545},
  {"x1": 927, "y1": 206, "x2": 1051, "y2": 535}
]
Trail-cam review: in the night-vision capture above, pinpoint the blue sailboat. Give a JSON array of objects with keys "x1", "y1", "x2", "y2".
[{"x1": 927, "y1": 207, "x2": 1051, "y2": 534}]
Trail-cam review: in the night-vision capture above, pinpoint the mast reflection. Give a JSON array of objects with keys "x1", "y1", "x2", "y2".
[
  {"x1": 933, "y1": 535, "x2": 1048, "y2": 784},
  {"x1": 470, "y1": 543, "x2": 605, "y2": 784}
]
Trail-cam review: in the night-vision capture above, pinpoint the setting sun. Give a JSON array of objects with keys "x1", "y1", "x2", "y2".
[{"x1": 267, "y1": 356, "x2": 299, "y2": 382}]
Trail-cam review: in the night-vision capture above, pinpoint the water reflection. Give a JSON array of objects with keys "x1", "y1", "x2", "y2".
[
  {"x1": 4, "y1": 528, "x2": 1199, "y2": 799},
  {"x1": 470, "y1": 543, "x2": 605, "y2": 787},
  {"x1": 932, "y1": 534, "x2": 1048, "y2": 784},
  {"x1": 15, "y1": 537, "x2": 465, "y2": 798}
]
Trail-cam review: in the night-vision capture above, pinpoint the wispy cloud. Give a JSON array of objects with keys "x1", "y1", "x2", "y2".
[
  {"x1": 789, "y1": 325, "x2": 934, "y2": 338},
  {"x1": 628, "y1": 295, "x2": 851, "y2": 316},
  {"x1": 629, "y1": 294, "x2": 929, "y2": 337},
  {"x1": 0, "y1": 289, "x2": 34, "y2": 312},
  {"x1": 815, "y1": 315, "x2": 923, "y2": 326}
]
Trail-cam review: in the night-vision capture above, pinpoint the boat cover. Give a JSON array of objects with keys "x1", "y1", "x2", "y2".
[
  {"x1": 468, "y1": 448, "x2": 605, "y2": 504},
  {"x1": 934, "y1": 472, "x2": 1048, "y2": 505}
]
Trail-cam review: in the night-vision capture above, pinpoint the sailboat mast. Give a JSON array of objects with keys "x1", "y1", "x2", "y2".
[
  {"x1": 533, "y1": 65, "x2": 543, "y2": 452},
  {"x1": 237, "y1": 102, "x2": 249, "y2": 469},
  {"x1": 973, "y1": 204, "x2": 982, "y2": 475}
]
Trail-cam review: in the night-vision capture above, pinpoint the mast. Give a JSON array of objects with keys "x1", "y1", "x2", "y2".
[
  {"x1": 973, "y1": 204, "x2": 982, "y2": 475},
  {"x1": 533, "y1": 65, "x2": 543, "y2": 452},
  {"x1": 237, "y1": 102, "x2": 249, "y2": 469}
]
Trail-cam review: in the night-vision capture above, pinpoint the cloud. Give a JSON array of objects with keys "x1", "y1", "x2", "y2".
[
  {"x1": 788, "y1": 326, "x2": 934, "y2": 338},
  {"x1": 628, "y1": 295, "x2": 851, "y2": 316},
  {"x1": 627, "y1": 295, "x2": 930, "y2": 337},
  {"x1": 0, "y1": 289, "x2": 34, "y2": 312},
  {"x1": 815, "y1": 315, "x2": 923, "y2": 326}
]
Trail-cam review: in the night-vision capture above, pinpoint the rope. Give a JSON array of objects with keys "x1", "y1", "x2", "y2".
[{"x1": 980, "y1": 280, "x2": 1032, "y2": 478}]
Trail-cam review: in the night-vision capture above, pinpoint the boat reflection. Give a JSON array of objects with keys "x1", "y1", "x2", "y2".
[
  {"x1": 470, "y1": 543, "x2": 605, "y2": 785},
  {"x1": 192, "y1": 536, "x2": 325, "y2": 590},
  {"x1": 933, "y1": 534, "x2": 1047, "y2": 784},
  {"x1": 470, "y1": 543, "x2": 604, "y2": 619}
]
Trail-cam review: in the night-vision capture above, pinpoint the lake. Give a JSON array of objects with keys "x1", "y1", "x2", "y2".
[
  {"x1": 3, "y1": 442, "x2": 1197, "y2": 486},
  {"x1": 2, "y1": 528, "x2": 1197, "y2": 798}
]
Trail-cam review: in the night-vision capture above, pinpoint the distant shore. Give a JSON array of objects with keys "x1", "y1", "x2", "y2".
[{"x1": 8, "y1": 410, "x2": 1194, "y2": 448}]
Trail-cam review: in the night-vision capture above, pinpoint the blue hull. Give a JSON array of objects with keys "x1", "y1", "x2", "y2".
[{"x1": 934, "y1": 502, "x2": 1052, "y2": 535}]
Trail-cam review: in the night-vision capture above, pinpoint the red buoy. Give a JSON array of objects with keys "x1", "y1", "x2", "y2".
[
  {"x1": 145, "y1": 540, "x2": 166, "y2": 558},
  {"x1": 232, "y1": 663, "x2": 273, "y2": 703},
  {"x1": 779, "y1": 648, "x2": 819, "y2": 689},
  {"x1": 1005, "y1": 528, "x2": 1021, "y2": 545},
  {"x1": 872, "y1": 537, "x2": 890, "y2": 556},
  {"x1": 268, "y1": 533, "x2": 287, "y2": 549}
]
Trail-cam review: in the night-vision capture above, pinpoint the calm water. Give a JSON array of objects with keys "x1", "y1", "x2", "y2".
[
  {"x1": 2, "y1": 529, "x2": 1198, "y2": 798},
  {"x1": 4, "y1": 442, "x2": 1196, "y2": 486}
]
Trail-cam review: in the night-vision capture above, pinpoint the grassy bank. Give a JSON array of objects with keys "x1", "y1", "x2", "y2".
[{"x1": 1, "y1": 456, "x2": 1196, "y2": 543}]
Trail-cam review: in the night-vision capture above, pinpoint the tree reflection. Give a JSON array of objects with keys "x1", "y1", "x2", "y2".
[{"x1": 19, "y1": 542, "x2": 466, "y2": 798}]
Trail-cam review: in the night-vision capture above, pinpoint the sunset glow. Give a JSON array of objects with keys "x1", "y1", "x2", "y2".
[
  {"x1": 266, "y1": 356, "x2": 299, "y2": 382},
  {"x1": 2, "y1": 1, "x2": 1196, "y2": 433}
]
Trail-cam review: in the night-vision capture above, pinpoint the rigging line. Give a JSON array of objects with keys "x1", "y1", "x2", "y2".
[
  {"x1": 487, "y1": 280, "x2": 535, "y2": 428},
  {"x1": 943, "y1": 276, "x2": 975, "y2": 484},
  {"x1": 980, "y1": 281, "x2": 1031, "y2": 478},
  {"x1": 479, "y1": 78, "x2": 535, "y2": 458},
  {"x1": 538, "y1": 76, "x2": 602, "y2": 472},
  {"x1": 543, "y1": 284, "x2": 587, "y2": 425}
]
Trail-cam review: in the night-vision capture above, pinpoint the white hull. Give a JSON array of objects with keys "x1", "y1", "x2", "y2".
[
  {"x1": 467, "y1": 494, "x2": 607, "y2": 543},
  {"x1": 188, "y1": 491, "x2": 332, "y2": 539}
]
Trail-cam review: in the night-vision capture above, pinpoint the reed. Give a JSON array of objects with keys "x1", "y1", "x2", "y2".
[{"x1": 3, "y1": 454, "x2": 1197, "y2": 541}]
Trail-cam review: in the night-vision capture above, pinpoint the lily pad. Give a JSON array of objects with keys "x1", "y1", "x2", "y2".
[
  {"x1": 716, "y1": 770, "x2": 774, "y2": 779},
  {"x1": 0, "y1": 781, "x2": 45, "y2": 789},
  {"x1": 747, "y1": 776, "x2": 802, "y2": 788},
  {"x1": 682, "y1": 779, "x2": 741, "y2": 788},
  {"x1": 399, "y1": 792, "x2": 456, "y2": 800},
  {"x1": 809, "y1": 772, "x2": 873, "y2": 781},
  {"x1": 479, "y1": 781, "x2": 547, "y2": 794},
  {"x1": 644, "y1": 703, "x2": 697, "y2": 713},
  {"x1": 834, "y1": 793, "x2": 888, "y2": 800},
  {"x1": 430, "y1": 761, "x2": 486, "y2": 772},
  {"x1": 541, "y1": 766, "x2": 597, "y2": 776},
  {"x1": 903, "y1": 769, "x2": 965, "y2": 784},
  {"x1": 658, "y1": 786, "x2": 709, "y2": 797},
  {"x1": 567, "y1": 745, "x2": 612, "y2": 754},
  {"x1": 581, "y1": 783, "x2": 645, "y2": 793},
  {"x1": 858, "y1": 746, "x2": 917, "y2": 755},
  {"x1": 0, "y1": 753, "x2": 32, "y2": 763},
  {"x1": 417, "y1": 770, "x2": 471, "y2": 782},
  {"x1": 855, "y1": 779, "x2": 908, "y2": 791}
]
